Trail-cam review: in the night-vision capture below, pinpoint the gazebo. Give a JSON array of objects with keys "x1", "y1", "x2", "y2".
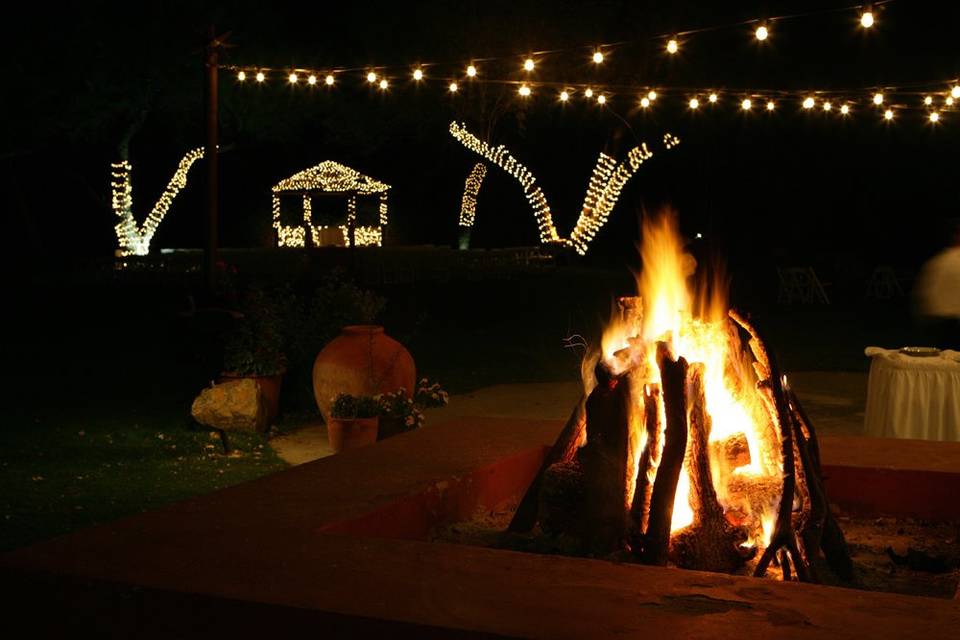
[{"x1": 271, "y1": 161, "x2": 390, "y2": 247}]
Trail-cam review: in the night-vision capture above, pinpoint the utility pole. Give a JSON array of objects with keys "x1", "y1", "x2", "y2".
[{"x1": 203, "y1": 27, "x2": 224, "y2": 296}]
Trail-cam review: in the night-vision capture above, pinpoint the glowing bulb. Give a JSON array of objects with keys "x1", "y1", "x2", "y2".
[
  {"x1": 367, "y1": 71, "x2": 377, "y2": 83},
  {"x1": 237, "y1": 71, "x2": 246, "y2": 81},
  {"x1": 288, "y1": 72, "x2": 298, "y2": 84},
  {"x1": 640, "y1": 97, "x2": 650, "y2": 108},
  {"x1": 518, "y1": 84, "x2": 531, "y2": 97},
  {"x1": 755, "y1": 25, "x2": 769, "y2": 41},
  {"x1": 449, "y1": 82, "x2": 459, "y2": 93},
  {"x1": 803, "y1": 97, "x2": 815, "y2": 109},
  {"x1": 466, "y1": 65, "x2": 477, "y2": 77},
  {"x1": 688, "y1": 97, "x2": 699, "y2": 109},
  {"x1": 413, "y1": 68, "x2": 424, "y2": 81},
  {"x1": 840, "y1": 104, "x2": 850, "y2": 115},
  {"x1": 741, "y1": 98, "x2": 752, "y2": 110},
  {"x1": 307, "y1": 75, "x2": 317, "y2": 85},
  {"x1": 766, "y1": 100, "x2": 776, "y2": 111},
  {"x1": 860, "y1": 11, "x2": 874, "y2": 28},
  {"x1": 947, "y1": 97, "x2": 955, "y2": 106},
  {"x1": 708, "y1": 93, "x2": 718, "y2": 103},
  {"x1": 924, "y1": 95, "x2": 933, "y2": 106},
  {"x1": 952, "y1": 86, "x2": 960, "y2": 99},
  {"x1": 255, "y1": 72, "x2": 265, "y2": 82},
  {"x1": 593, "y1": 50, "x2": 604, "y2": 64},
  {"x1": 597, "y1": 94, "x2": 606, "y2": 105},
  {"x1": 325, "y1": 74, "x2": 335, "y2": 86},
  {"x1": 930, "y1": 111, "x2": 940, "y2": 123},
  {"x1": 884, "y1": 109, "x2": 894, "y2": 120},
  {"x1": 823, "y1": 101, "x2": 832, "y2": 111},
  {"x1": 524, "y1": 58, "x2": 535, "y2": 71},
  {"x1": 666, "y1": 39, "x2": 679, "y2": 54},
  {"x1": 379, "y1": 78, "x2": 388, "y2": 89},
  {"x1": 873, "y1": 92, "x2": 884, "y2": 105},
  {"x1": 559, "y1": 90, "x2": 569, "y2": 102},
  {"x1": 648, "y1": 90, "x2": 658, "y2": 101},
  {"x1": 584, "y1": 88, "x2": 594, "y2": 98}
]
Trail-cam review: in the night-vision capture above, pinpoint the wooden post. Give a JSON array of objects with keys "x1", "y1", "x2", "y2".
[{"x1": 204, "y1": 28, "x2": 222, "y2": 295}]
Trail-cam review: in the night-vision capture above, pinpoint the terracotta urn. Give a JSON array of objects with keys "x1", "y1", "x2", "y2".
[
  {"x1": 312, "y1": 325, "x2": 416, "y2": 424},
  {"x1": 327, "y1": 416, "x2": 379, "y2": 453}
]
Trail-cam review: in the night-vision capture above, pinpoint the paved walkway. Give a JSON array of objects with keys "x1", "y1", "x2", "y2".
[{"x1": 270, "y1": 371, "x2": 868, "y2": 466}]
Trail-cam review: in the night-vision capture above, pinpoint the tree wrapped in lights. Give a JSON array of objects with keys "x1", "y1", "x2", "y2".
[
  {"x1": 450, "y1": 122, "x2": 672, "y2": 255},
  {"x1": 111, "y1": 148, "x2": 204, "y2": 256},
  {"x1": 458, "y1": 162, "x2": 488, "y2": 249},
  {"x1": 272, "y1": 160, "x2": 390, "y2": 248}
]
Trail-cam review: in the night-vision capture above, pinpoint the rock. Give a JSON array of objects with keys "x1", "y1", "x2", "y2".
[{"x1": 191, "y1": 379, "x2": 268, "y2": 432}]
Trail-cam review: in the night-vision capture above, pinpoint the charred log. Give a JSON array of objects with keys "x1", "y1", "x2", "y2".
[{"x1": 630, "y1": 384, "x2": 661, "y2": 533}]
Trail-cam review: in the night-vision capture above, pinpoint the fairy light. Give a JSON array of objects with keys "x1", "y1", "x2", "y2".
[
  {"x1": 237, "y1": 71, "x2": 246, "y2": 81},
  {"x1": 288, "y1": 72, "x2": 298, "y2": 84},
  {"x1": 688, "y1": 97, "x2": 699, "y2": 109},
  {"x1": 840, "y1": 104, "x2": 850, "y2": 115},
  {"x1": 524, "y1": 58, "x2": 535, "y2": 71},
  {"x1": 873, "y1": 92, "x2": 884, "y2": 105},
  {"x1": 112, "y1": 148, "x2": 205, "y2": 256},
  {"x1": 755, "y1": 25, "x2": 769, "y2": 41},
  {"x1": 929, "y1": 111, "x2": 940, "y2": 123},
  {"x1": 559, "y1": 90, "x2": 570, "y2": 102},
  {"x1": 947, "y1": 97, "x2": 955, "y2": 106},
  {"x1": 640, "y1": 96, "x2": 651, "y2": 108},
  {"x1": 666, "y1": 39, "x2": 679, "y2": 54},
  {"x1": 458, "y1": 162, "x2": 487, "y2": 227},
  {"x1": 860, "y1": 11, "x2": 874, "y2": 28},
  {"x1": 325, "y1": 74, "x2": 335, "y2": 86},
  {"x1": 272, "y1": 160, "x2": 390, "y2": 248},
  {"x1": 584, "y1": 88, "x2": 594, "y2": 98},
  {"x1": 308, "y1": 74, "x2": 317, "y2": 85},
  {"x1": 803, "y1": 97, "x2": 815, "y2": 109},
  {"x1": 518, "y1": 84, "x2": 532, "y2": 97},
  {"x1": 884, "y1": 108, "x2": 894, "y2": 120},
  {"x1": 741, "y1": 98, "x2": 752, "y2": 110},
  {"x1": 379, "y1": 78, "x2": 389, "y2": 90},
  {"x1": 822, "y1": 101, "x2": 832, "y2": 112},
  {"x1": 647, "y1": 90, "x2": 658, "y2": 101},
  {"x1": 952, "y1": 86, "x2": 960, "y2": 99},
  {"x1": 593, "y1": 50, "x2": 604, "y2": 64},
  {"x1": 449, "y1": 82, "x2": 459, "y2": 93},
  {"x1": 924, "y1": 96, "x2": 933, "y2": 106},
  {"x1": 597, "y1": 94, "x2": 606, "y2": 105},
  {"x1": 367, "y1": 71, "x2": 377, "y2": 83},
  {"x1": 256, "y1": 72, "x2": 265, "y2": 82},
  {"x1": 709, "y1": 93, "x2": 718, "y2": 103},
  {"x1": 413, "y1": 68, "x2": 424, "y2": 81},
  {"x1": 766, "y1": 100, "x2": 776, "y2": 111},
  {"x1": 466, "y1": 64, "x2": 477, "y2": 77}
]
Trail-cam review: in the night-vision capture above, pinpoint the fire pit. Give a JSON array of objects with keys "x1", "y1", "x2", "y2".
[{"x1": 509, "y1": 212, "x2": 850, "y2": 582}]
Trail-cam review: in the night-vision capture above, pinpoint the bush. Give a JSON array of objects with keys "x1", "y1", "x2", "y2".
[
  {"x1": 330, "y1": 393, "x2": 380, "y2": 419},
  {"x1": 221, "y1": 287, "x2": 287, "y2": 376}
]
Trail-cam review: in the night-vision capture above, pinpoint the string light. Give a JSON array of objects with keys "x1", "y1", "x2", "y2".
[
  {"x1": 755, "y1": 25, "x2": 769, "y2": 41},
  {"x1": 288, "y1": 72, "x2": 298, "y2": 84},
  {"x1": 379, "y1": 78, "x2": 389, "y2": 89},
  {"x1": 449, "y1": 82, "x2": 458, "y2": 92},
  {"x1": 519, "y1": 84, "x2": 532, "y2": 97},
  {"x1": 593, "y1": 50, "x2": 604, "y2": 64},
  {"x1": 841, "y1": 104, "x2": 850, "y2": 115},
  {"x1": 272, "y1": 161, "x2": 390, "y2": 248},
  {"x1": 766, "y1": 100, "x2": 776, "y2": 111},
  {"x1": 523, "y1": 58, "x2": 535, "y2": 71},
  {"x1": 112, "y1": 148, "x2": 205, "y2": 256},
  {"x1": 884, "y1": 108, "x2": 894, "y2": 120},
  {"x1": 666, "y1": 39, "x2": 679, "y2": 54},
  {"x1": 237, "y1": 71, "x2": 246, "y2": 81},
  {"x1": 559, "y1": 90, "x2": 570, "y2": 102},
  {"x1": 929, "y1": 111, "x2": 940, "y2": 123},
  {"x1": 952, "y1": 86, "x2": 960, "y2": 99},
  {"x1": 873, "y1": 92, "x2": 884, "y2": 105},
  {"x1": 741, "y1": 98, "x2": 752, "y2": 110},
  {"x1": 325, "y1": 74, "x2": 335, "y2": 86},
  {"x1": 709, "y1": 93, "x2": 718, "y2": 103},
  {"x1": 688, "y1": 97, "x2": 699, "y2": 109},
  {"x1": 596, "y1": 94, "x2": 606, "y2": 105},
  {"x1": 256, "y1": 72, "x2": 265, "y2": 82},
  {"x1": 647, "y1": 90, "x2": 658, "y2": 101},
  {"x1": 803, "y1": 97, "x2": 815, "y2": 109},
  {"x1": 584, "y1": 88, "x2": 594, "y2": 98},
  {"x1": 413, "y1": 68, "x2": 424, "y2": 81},
  {"x1": 822, "y1": 101, "x2": 832, "y2": 112},
  {"x1": 640, "y1": 96, "x2": 651, "y2": 108},
  {"x1": 367, "y1": 71, "x2": 377, "y2": 83},
  {"x1": 947, "y1": 97, "x2": 955, "y2": 107},
  {"x1": 860, "y1": 11, "x2": 875, "y2": 28},
  {"x1": 459, "y1": 163, "x2": 487, "y2": 227},
  {"x1": 308, "y1": 74, "x2": 317, "y2": 85},
  {"x1": 466, "y1": 64, "x2": 477, "y2": 77},
  {"x1": 924, "y1": 95, "x2": 933, "y2": 106}
]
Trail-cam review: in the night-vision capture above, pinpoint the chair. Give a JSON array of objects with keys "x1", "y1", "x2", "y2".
[
  {"x1": 777, "y1": 267, "x2": 831, "y2": 304},
  {"x1": 865, "y1": 266, "x2": 905, "y2": 300}
]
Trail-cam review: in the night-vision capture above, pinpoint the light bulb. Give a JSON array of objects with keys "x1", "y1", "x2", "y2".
[
  {"x1": 689, "y1": 97, "x2": 699, "y2": 109},
  {"x1": 559, "y1": 90, "x2": 569, "y2": 102},
  {"x1": 947, "y1": 97, "x2": 955, "y2": 106},
  {"x1": 413, "y1": 68, "x2": 424, "y2": 81},
  {"x1": 930, "y1": 111, "x2": 940, "y2": 123},
  {"x1": 584, "y1": 88, "x2": 594, "y2": 98},
  {"x1": 449, "y1": 82, "x2": 458, "y2": 93},
  {"x1": 640, "y1": 97, "x2": 650, "y2": 108},
  {"x1": 666, "y1": 39, "x2": 679, "y2": 54},
  {"x1": 860, "y1": 11, "x2": 874, "y2": 28},
  {"x1": 766, "y1": 100, "x2": 776, "y2": 111},
  {"x1": 524, "y1": 58, "x2": 535, "y2": 71},
  {"x1": 924, "y1": 96, "x2": 933, "y2": 106},
  {"x1": 325, "y1": 74, "x2": 335, "y2": 85},
  {"x1": 466, "y1": 65, "x2": 477, "y2": 77},
  {"x1": 647, "y1": 90, "x2": 658, "y2": 101},
  {"x1": 741, "y1": 98, "x2": 752, "y2": 110},
  {"x1": 379, "y1": 78, "x2": 388, "y2": 89},
  {"x1": 597, "y1": 94, "x2": 606, "y2": 105},
  {"x1": 307, "y1": 75, "x2": 317, "y2": 85},
  {"x1": 823, "y1": 101, "x2": 832, "y2": 111},
  {"x1": 288, "y1": 73, "x2": 298, "y2": 84},
  {"x1": 803, "y1": 97, "x2": 815, "y2": 109},
  {"x1": 873, "y1": 92, "x2": 883, "y2": 105},
  {"x1": 367, "y1": 71, "x2": 377, "y2": 83},
  {"x1": 708, "y1": 93, "x2": 718, "y2": 103},
  {"x1": 884, "y1": 109, "x2": 894, "y2": 120},
  {"x1": 952, "y1": 86, "x2": 960, "y2": 99},
  {"x1": 593, "y1": 50, "x2": 604, "y2": 64},
  {"x1": 237, "y1": 71, "x2": 246, "y2": 81},
  {"x1": 255, "y1": 72, "x2": 265, "y2": 82},
  {"x1": 755, "y1": 25, "x2": 769, "y2": 41},
  {"x1": 518, "y1": 84, "x2": 531, "y2": 97},
  {"x1": 840, "y1": 104, "x2": 850, "y2": 115}
]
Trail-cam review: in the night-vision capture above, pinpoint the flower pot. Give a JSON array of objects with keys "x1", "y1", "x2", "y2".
[
  {"x1": 377, "y1": 415, "x2": 409, "y2": 441},
  {"x1": 327, "y1": 416, "x2": 379, "y2": 453},
  {"x1": 312, "y1": 325, "x2": 416, "y2": 424},
  {"x1": 219, "y1": 372, "x2": 284, "y2": 425}
]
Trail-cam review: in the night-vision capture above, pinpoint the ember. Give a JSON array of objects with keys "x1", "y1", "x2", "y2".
[{"x1": 510, "y1": 211, "x2": 853, "y2": 582}]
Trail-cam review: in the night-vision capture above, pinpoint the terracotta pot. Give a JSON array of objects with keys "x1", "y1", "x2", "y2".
[
  {"x1": 327, "y1": 416, "x2": 379, "y2": 453},
  {"x1": 219, "y1": 372, "x2": 284, "y2": 425},
  {"x1": 312, "y1": 325, "x2": 416, "y2": 424},
  {"x1": 377, "y1": 415, "x2": 408, "y2": 441}
]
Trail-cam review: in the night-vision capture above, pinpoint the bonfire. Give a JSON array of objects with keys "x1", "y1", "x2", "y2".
[{"x1": 509, "y1": 211, "x2": 852, "y2": 583}]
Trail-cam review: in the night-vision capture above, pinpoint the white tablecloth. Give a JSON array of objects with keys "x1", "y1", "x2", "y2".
[{"x1": 864, "y1": 347, "x2": 960, "y2": 441}]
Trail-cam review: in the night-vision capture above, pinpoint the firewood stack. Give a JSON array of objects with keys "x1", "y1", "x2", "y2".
[{"x1": 507, "y1": 298, "x2": 852, "y2": 583}]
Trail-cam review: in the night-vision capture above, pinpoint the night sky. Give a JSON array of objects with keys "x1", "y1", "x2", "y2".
[{"x1": 3, "y1": 0, "x2": 959, "y2": 277}]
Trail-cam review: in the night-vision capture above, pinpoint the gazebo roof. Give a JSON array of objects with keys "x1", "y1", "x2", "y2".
[{"x1": 272, "y1": 160, "x2": 390, "y2": 195}]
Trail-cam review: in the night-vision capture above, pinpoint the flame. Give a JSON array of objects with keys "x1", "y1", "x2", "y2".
[{"x1": 596, "y1": 208, "x2": 781, "y2": 554}]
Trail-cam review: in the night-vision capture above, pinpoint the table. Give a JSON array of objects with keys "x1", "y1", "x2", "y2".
[{"x1": 864, "y1": 347, "x2": 960, "y2": 441}]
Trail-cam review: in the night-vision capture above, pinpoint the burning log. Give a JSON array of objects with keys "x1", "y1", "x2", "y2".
[
  {"x1": 642, "y1": 342, "x2": 688, "y2": 566},
  {"x1": 710, "y1": 433, "x2": 751, "y2": 477},
  {"x1": 579, "y1": 361, "x2": 634, "y2": 554},
  {"x1": 670, "y1": 364, "x2": 751, "y2": 572},
  {"x1": 630, "y1": 384, "x2": 660, "y2": 533}
]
